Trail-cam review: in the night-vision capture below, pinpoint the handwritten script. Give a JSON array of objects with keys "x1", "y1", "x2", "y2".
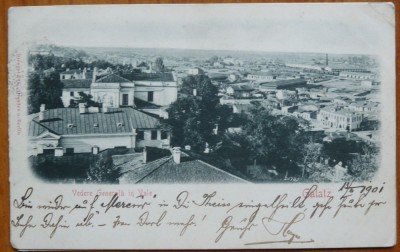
[{"x1": 11, "y1": 182, "x2": 387, "y2": 247}]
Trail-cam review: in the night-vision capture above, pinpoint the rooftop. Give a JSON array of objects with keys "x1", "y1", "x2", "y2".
[
  {"x1": 29, "y1": 107, "x2": 161, "y2": 137},
  {"x1": 61, "y1": 79, "x2": 92, "y2": 89},
  {"x1": 122, "y1": 72, "x2": 175, "y2": 82},
  {"x1": 119, "y1": 151, "x2": 248, "y2": 184},
  {"x1": 95, "y1": 73, "x2": 132, "y2": 83}
]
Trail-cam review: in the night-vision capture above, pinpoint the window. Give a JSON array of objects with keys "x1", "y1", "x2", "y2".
[
  {"x1": 151, "y1": 130, "x2": 157, "y2": 140},
  {"x1": 137, "y1": 131, "x2": 144, "y2": 141},
  {"x1": 148, "y1": 91, "x2": 154, "y2": 102},
  {"x1": 122, "y1": 94, "x2": 129, "y2": 106},
  {"x1": 161, "y1": 130, "x2": 168, "y2": 140},
  {"x1": 70, "y1": 91, "x2": 74, "y2": 96}
]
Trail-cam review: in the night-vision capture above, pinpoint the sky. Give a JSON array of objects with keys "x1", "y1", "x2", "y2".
[{"x1": 9, "y1": 3, "x2": 395, "y2": 55}]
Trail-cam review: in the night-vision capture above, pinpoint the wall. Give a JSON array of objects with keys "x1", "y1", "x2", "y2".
[
  {"x1": 62, "y1": 89, "x2": 90, "y2": 107},
  {"x1": 59, "y1": 134, "x2": 135, "y2": 153},
  {"x1": 134, "y1": 82, "x2": 177, "y2": 106}
]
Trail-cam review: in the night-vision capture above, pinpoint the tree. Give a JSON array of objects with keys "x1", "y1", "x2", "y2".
[
  {"x1": 27, "y1": 72, "x2": 43, "y2": 114},
  {"x1": 41, "y1": 71, "x2": 64, "y2": 109},
  {"x1": 348, "y1": 144, "x2": 379, "y2": 181},
  {"x1": 87, "y1": 152, "x2": 120, "y2": 183},
  {"x1": 165, "y1": 83, "x2": 232, "y2": 151},
  {"x1": 181, "y1": 74, "x2": 219, "y2": 105},
  {"x1": 242, "y1": 104, "x2": 306, "y2": 176},
  {"x1": 209, "y1": 56, "x2": 219, "y2": 65},
  {"x1": 69, "y1": 92, "x2": 99, "y2": 108},
  {"x1": 154, "y1": 57, "x2": 165, "y2": 73}
]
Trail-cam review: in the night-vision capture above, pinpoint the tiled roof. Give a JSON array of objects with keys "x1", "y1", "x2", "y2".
[
  {"x1": 122, "y1": 72, "x2": 174, "y2": 82},
  {"x1": 29, "y1": 107, "x2": 161, "y2": 137},
  {"x1": 95, "y1": 73, "x2": 132, "y2": 83},
  {"x1": 61, "y1": 79, "x2": 92, "y2": 89},
  {"x1": 119, "y1": 152, "x2": 248, "y2": 184}
]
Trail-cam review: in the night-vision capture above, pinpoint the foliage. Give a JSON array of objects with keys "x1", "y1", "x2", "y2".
[
  {"x1": 89, "y1": 60, "x2": 115, "y2": 69},
  {"x1": 27, "y1": 71, "x2": 64, "y2": 113},
  {"x1": 87, "y1": 152, "x2": 120, "y2": 184},
  {"x1": 69, "y1": 92, "x2": 99, "y2": 108},
  {"x1": 27, "y1": 72, "x2": 43, "y2": 114},
  {"x1": 41, "y1": 71, "x2": 64, "y2": 109},
  {"x1": 209, "y1": 56, "x2": 219, "y2": 65},
  {"x1": 347, "y1": 144, "x2": 379, "y2": 181},
  {"x1": 28, "y1": 54, "x2": 64, "y2": 71},
  {"x1": 165, "y1": 75, "x2": 233, "y2": 151},
  {"x1": 154, "y1": 57, "x2": 165, "y2": 73},
  {"x1": 181, "y1": 74, "x2": 219, "y2": 105}
]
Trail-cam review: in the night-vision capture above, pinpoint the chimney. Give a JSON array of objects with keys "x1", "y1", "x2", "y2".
[
  {"x1": 79, "y1": 103, "x2": 87, "y2": 114},
  {"x1": 92, "y1": 146, "x2": 99, "y2": 155},
  {"x1": 172, "y1": 147, "x2": 181, "y2": 164},
  {"x1": 93, "y1": 67, "x2": 98, "y2": 82},
  {"x1": 39, "y1": 104, "x2": 45, "y2": 121},
  {"x1": 193, "y1": 88, "x2": 197, "y2": 96},
  {"x1": 143, "y1": 147, "x2": 147, "y2": 164}
]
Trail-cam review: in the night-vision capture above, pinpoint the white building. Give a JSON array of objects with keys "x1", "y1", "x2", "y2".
[
  {"x1": 247, "y1": 72, "x2": 276, "y2": 82},
  {"x1": 317, "y1": 106, "x2": 363, "y2": 131},
  {"x1": 61, "y1": 70, "x2": 178, "y2": 108},
  {"x1": 339, "y1": 71, "x2": 375, "y2": 80},
  {"x1": 28, "y1": 106, "x2": 170, "y2": 156}
]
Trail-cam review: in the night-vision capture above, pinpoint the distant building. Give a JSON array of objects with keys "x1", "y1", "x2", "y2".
[
  {"x1": 259, "y1": 78, "x2": 308, "y2": 92},
  {"x1": 226, "y1": 84, "x2": 254, "y2": 98},
  {"x1": 317, "y1": 106, "x2": 363, "y2": 131},
  {"x1": 339, "y1": 71, "x2": 375, "y2": 80},
  {"x1": 60, "y1": 68, "x2": 91, "y2": 80},
  {"x1": 28, "y1": 106, "x2": 170, "y2": 156},
  {"x1": 61, "y1": 69, "x2": 178, "y2": 108},
  {"x1": 187, "y1": 67, "x2": 205, "y2": 75},
  {"x1": 247, "y1": 72, "x2": 276, "y2": 82}
]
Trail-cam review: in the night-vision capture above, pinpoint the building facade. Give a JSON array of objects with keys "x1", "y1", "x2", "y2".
[
  {"x1": 317, "y1": 106, "x2": 363, "y2": 131},
  {"x1": 28, "y1": 106, "x2": 170, "y2": 156}
]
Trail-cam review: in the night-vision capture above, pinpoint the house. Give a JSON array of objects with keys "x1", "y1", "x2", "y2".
[
  {"x1": 187, "y1": 67, "x2": 205, "y2": 75},
  {"x1": 60, "y1": 68, "x2": 92, "y2": 80},
  {"x1": 317, "y1": 106, "x2": 363, "y2": 131},
  {"x1": 226, "y1": 84, "x2": 254, "y2": 98},
  {"x1": 28, "y1": 105, "x2": 170, "y2": 156},
  {"x1": 339, "y1": 71, "x2": 376, "y2": 81},
  {"x1": 119, "y1": 148, "x2": 249, "y2": 183},
  {"x1": 247, "y1": 72, "x2": 276, "y2": 82},
  {"x1": 61, "y1": 69, "x2": 178, "y2": 108}
]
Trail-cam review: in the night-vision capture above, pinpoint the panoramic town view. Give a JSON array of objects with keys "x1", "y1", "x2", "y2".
[{"x1": 27, "y1": 45, "x2": 380, "y2": 184}]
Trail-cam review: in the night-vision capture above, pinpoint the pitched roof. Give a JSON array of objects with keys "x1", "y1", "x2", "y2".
[
  {"x1": 61, "y1": 79, "x2": 92, "y2": 89},
  {"x1": 95, "y1": 73, "x2": 132, "y2": 83},
  {"x1": 29, "y1": 107, "x2": 161, "y2": 137},
  {"x1": 122, "y1": 72, "x2": 174, "y2": 82},
  {"x1": 119, "y1": 152, "x2": 248, "y2": 184}
]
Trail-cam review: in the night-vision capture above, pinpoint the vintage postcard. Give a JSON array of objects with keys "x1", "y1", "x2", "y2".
[{"x1": 8, "y1": 3, "x2": 396, "y2": 250}]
